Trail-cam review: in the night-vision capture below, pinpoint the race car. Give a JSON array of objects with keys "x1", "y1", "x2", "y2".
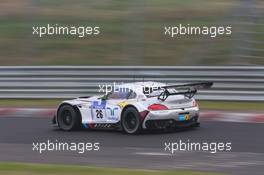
[{"x1": 52, "y1": 81, "x2": 213, "y2": 134}]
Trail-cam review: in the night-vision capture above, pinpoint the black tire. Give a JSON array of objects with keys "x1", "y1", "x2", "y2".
[
  {"x1": 121, "y1": 107, "x2": 141, "y2": 134},
  {"x1": 57, "y1": 104, "x2": 81, "y2": 131}
]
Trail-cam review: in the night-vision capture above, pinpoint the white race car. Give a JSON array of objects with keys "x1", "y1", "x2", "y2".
[{"x1": 52, "y1": 81, "x2": 213, "y2": 134}]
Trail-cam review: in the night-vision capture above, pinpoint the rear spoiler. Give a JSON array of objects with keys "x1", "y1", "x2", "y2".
[{"x1": 157, "y1": 82, "x2": 213, "y2": 101}]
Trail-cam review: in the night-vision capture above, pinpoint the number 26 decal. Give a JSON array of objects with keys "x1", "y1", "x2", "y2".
[{"x1": 96, "y1": 109, "x2": 103, "y2": 119}]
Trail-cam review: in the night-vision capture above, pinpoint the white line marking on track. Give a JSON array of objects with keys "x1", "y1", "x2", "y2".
[{"x1": 134, "y1": 152, "x2": 171, "y2": 156}]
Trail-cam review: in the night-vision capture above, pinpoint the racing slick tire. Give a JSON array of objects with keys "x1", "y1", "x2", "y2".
[
  {"x1": 57, "y1": 104, "x2": 81, "y2": 131},
  {"x1": 121, "y1": 107, "x2": 141, "y2": 134}
]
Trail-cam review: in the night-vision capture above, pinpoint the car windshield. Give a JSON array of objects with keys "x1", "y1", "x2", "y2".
[{"x1": 107, "y1": 88, "x2": 131, "y2": 99}]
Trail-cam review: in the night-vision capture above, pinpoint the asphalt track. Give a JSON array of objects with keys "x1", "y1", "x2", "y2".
[{"x1": 0, "y1": 117, "x2": 263, "y2": 175}]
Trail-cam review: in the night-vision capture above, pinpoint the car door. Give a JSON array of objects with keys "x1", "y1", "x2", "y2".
[
  {"x1": 90, "y1": 99, "x2": 107, "y2": 123},
  {"x1": 105, "y1": 103, "x2": 120, "y2": 122},
  {"x1": 103, "y1": 88, "x2": 135, "y2": 123}
]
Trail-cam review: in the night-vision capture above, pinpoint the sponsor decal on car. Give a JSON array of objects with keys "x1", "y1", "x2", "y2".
[{"x1": 118, "y1": 101, "x2": 128, "y2": 108}]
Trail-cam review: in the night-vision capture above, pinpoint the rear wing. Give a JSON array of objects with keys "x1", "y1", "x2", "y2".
[{"x1": 157, "y1": 82, "x2": 213, "y2": 101}]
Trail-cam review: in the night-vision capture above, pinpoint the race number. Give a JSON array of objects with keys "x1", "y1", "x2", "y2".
[
  {"x1": 96, "y1": 109, "x2": 103, "y2": 119},
  {"x1": 91, "y1": 100, "x2": 106, "y2": 121}
]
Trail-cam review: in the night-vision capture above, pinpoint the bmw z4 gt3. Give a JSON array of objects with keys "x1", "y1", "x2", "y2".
[{"x1": 52, "y1": 81, "x2": 213, "y2": 134}]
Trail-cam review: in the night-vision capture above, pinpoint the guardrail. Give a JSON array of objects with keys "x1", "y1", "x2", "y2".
[{"x1": 0, "y1": 66, "x2": 263, "y2": 101}]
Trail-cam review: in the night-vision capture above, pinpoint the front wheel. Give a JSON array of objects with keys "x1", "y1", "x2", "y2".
[
  {"x1": 121, "y1": 107, "x2": 141, "y2": 134},
  {"x1": 57, "y1": 104, "x2": 81, "y2": 131}
]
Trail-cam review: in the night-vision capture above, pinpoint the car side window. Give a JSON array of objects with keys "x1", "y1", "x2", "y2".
[
  {"x1": 107, "y1": 88, "x2": 137, "y2": 100},
  {"x1": 107, "y1": 88, "x2": 130, "y2": 99},
  {"x1": 128, "y1": 91, "x2": 137, "y2": 99}
]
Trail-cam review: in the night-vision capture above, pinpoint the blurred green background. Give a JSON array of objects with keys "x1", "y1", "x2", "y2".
[
  {"x1": 0, "y1": 0, "x2": 263, "y2": 65},
  {"x1": 0, "y1": 163, "x2": 223, "y2": 175}
]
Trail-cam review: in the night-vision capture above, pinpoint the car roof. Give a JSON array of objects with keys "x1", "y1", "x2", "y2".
[{"x1": 117, "y1": 81, "x2": 166, "y2": 95}]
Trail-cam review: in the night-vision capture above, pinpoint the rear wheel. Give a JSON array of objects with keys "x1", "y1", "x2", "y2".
[
  {"x1": 57, "y1": 104, "x2": 81, "y2": 131},
  {"x1": 121, "y1": 107, "x2": 141, "y2": 134}
]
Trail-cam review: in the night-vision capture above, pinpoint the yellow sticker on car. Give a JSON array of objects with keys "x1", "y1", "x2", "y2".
[
  {"x1": 118, "y1": 101, "x2": 128, "y2": 108},
  {"x1": 184, "y1": 114, "x2": 190, "y2": 120},
  {"x1": 179, "y1": 114, "x2": 190, "y2": 121}
]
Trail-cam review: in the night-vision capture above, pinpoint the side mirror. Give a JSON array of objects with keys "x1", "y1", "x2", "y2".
[{"x1": 100, "y1": 94, "x2": 107, "y2": 101}]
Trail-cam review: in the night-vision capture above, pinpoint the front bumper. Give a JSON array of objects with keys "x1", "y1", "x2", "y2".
[{"x1": 142, "y1": 107, "x2": 199, "y2": 129}]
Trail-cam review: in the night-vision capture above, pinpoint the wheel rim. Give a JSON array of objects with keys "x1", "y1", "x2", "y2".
[
  {"x1": 124, "y1": 112, "x2": 138, "y2": 131},
  {"x1": 61, "y1": 110, "x2": 72, "y2": 126}
]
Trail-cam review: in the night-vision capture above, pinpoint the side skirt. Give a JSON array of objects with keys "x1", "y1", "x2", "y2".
[{"x1": 82, "y1": 122, "x2": 121, "y2": 130}]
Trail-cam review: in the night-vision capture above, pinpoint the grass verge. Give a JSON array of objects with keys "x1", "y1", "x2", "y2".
[
  {"x1": 198, "y1": 100, "x2": 264, "y2": 111},
  {"x1": 0, "y1": 0, "x2": 241, "y2": 66},
  {"x1": 0, "y1": 162, "x2": 223, "y2": 175}
]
